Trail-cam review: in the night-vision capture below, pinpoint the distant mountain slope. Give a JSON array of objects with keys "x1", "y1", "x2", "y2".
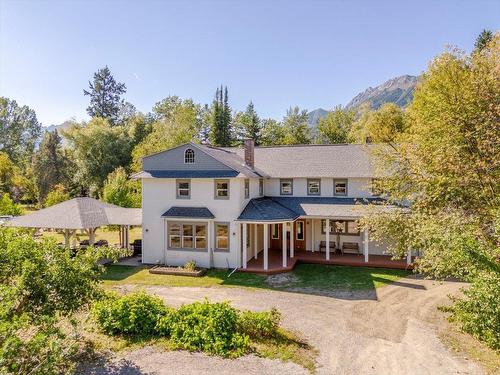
[
  {"x1": 307, "y1": 108, "x2": 328, "y2": 126},
  {"x1": 345, "y1": 75, "x2": 417, "y2": 110},
  {"x1": 45, "y1": 120, "x2": 74, "y2": 134}
]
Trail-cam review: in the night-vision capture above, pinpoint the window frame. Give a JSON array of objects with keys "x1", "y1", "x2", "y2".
[
  {"x1": 184, "y1": 148, "x2": 195, "y2": 164},
  {"x1": 307, "y1": 178, "x2": 321, "y2": 196},
  {"x1": 296, "y1": 221, "x2": 305, "y2": 240},
  {"x1": 214, "y1": 179, "x2": 230, "y2": 200},
  {"x1": 321, "y1": 219, "x2": 360, "y2": 236},
  {"x1": 271, "y1": 224, "x2": 280, "y2": 239},
  {"x1": 333, "y1": 178, "x2": 348, "y2": 196},
  {"x1": 259, "y1": 178, "x2": 264, "y2": 196},
  {"x1": 168, "y1": 222, "x2": 208, "y2": 251},
  {"x1": 280, "y1": 179, "x2": 293, "y2": 196},
  {"x1": 176, "y1": 179, "x2": 191, "y2": 199},
  {"x1": 214, "y1": 222, "x2": 230, "y2": 252},
  {"x1": 244, "y1": 179, "x2": 250, "y2": 199}
]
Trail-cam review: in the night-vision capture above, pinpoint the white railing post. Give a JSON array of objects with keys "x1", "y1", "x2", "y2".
[
  {"x1": 242, "y1": 223, "x2": 247, "y2": 269},
  {"x1": 282, "y1": 222, "x2": 287, "y2": 267},
  {"x1": 290, "y1": 221, "x2": 295, "y2": 258},
  {"x1": 326, "y1": 218, "x2": 330, "y2": 260},
  {"x1": 263, "y1": 224, "x2": 269, "y2": 270},
  {"x1": 254, "y1": 224, "x2": 258, "y2": 259},
  {"x1": 364, "y1": 228, "x2": 369, "y2": 263}
]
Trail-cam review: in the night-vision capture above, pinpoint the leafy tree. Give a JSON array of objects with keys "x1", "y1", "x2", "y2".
[
  {"x1": 234, "y1": 101, "x2": 261, "y2": 144},
  {"x1": 364, "y1": 35, "x2": 500, "y2": 349},
  {"x1": 125, "y1": 113, "x2": 153, "y2": 148},
  {"x1": 260, "y1": 119, "x2": 285, "y2": 146},
  {"x1": 64, "y1": 118, "x2": 132, "y2": 196},
  {"x1": 0, "y1": 193, "x2": 22, "y2": 215},
  {"x1": 0, "y1": 152, "x2": 16, "y2": 194},
  {"x1": 0, "y1": 97, "x2": 41, "y2": 163},
  {"x1": 44, "y1": 184, "x2": 70, "y2": 207},
  {"x1": 32, "y1": 130, "x2": 71, "y2": 204},
  {"x1": 282, "y1": 106, "x2": 311, "y2": 145},
  {"x1": 83, "y1": 66, "x2": 127, "y2": 125},
  {"x1": 474, "y1": 29, "x2": 494, "y2": 52},
  {"x1": 349, "y1": 103, "x2": 405, "y2": 143},
  {"x1": 210, "y1": 86, "x2": 232, "y2": 146},
  {"x1": 102, "y1": 167, "x2": 140, "y2": 208},
  {"x1": 132, "y1": 97, "x2": 203, "y2": 170},
  {"x1": 317, "y1": 105, "x2": 355, "y2": 144}
]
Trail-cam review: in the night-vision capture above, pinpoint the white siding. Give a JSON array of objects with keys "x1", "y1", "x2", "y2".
[{"x1": 264, "y1": 177, "x2": 373, "y2": 198}]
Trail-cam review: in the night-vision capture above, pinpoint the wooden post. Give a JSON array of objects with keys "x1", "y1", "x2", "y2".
[
  {"x1": 290, "y1": 221, "x2": 294, "y2": 258},
  {"x1": 64, "y1": 229, "x2": 70, "y2": 248},
  {"x1": 242, "y1": 223, "x2": 247, "y2": 269},
  {"x1": 263, "y1": 224, "x2": 269, "y2": 270},
  {"x1": 88, "y1": 228, "x2": 95, "y2": 246},
  {"x1": 364, "y1": 228, "x2": 369, "y2": 262},
  {"x1": 282, "y1": 222, "x2": 287, "y2": 267},
  {"x1": 325, "y1": 219, "x2": 330, "y2": 260}
]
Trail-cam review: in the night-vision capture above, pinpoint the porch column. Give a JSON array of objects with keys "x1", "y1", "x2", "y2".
[
  {"x1": 88, "y1": 228, "x2": 96, "y2": 245},
  {"x1": 254, "y1": 223, "x2": 258, "y2": 259},
  {"x1": 263, "y1": 224, "x2": 269, "y2": 270},
  {"x1": 207, "y1": 220, "x2": 213, "y2": 268},
  {"x1": 64, "y1": 229, "x2": 71, "y2": 248},
  {"x1": 242, "y1": 223, "x2": 248, "y2": 269},
  {"x1": 282, "y1": 222, "x2": 287, "y2": 267},
  {"x1": 290, "y1": 221, "x2": 294, "y2": 258},
  {"x1": 325, "y1": 219, "x2": 330, "y2": 260},
  {"x1": 311, "y1": 220, "x2": 315, "y2": 252},
  {"x1": 407, "y1": 247, "x2": 412, "y2": 265},
  {"x1": 363, "y1": 228, "x2": 369, "y2": 262},
  {"x1": 125, "y1": 225, "x2": 130, "y2": 249}
]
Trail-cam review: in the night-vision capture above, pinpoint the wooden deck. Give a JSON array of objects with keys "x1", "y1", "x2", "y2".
[{"x1": 240, "y1": 249, "x2": 413, "y2": 275}]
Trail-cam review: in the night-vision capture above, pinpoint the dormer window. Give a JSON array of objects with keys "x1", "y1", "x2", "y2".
[{"x1": 184, "y1": 148, "x2": 195, "y2": 164}]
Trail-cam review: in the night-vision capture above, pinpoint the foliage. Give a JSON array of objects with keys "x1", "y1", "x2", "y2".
[
  {"x1": 102, "y1": 167, "x2": 141, "y2": 208},
  {"x1": 163, "y1": 300, "x2": 248, "y2": 357},
  {"x1": 64, "y1": 118, "x2": 132, "y2": 196},
  {"x1": 131, "y1": 97, "x2": 203, "y2": 170},
  {"x1": 92, "y1": 291, "x2": 168, "y2": 336},
  {"x1": 446, "y1": 272, "x2": 500, "y2": 350},
  {"x1": 474, "y1": 29, "x2": 494, "y2": 52},
  {"x1": 233, "y1": 101, "x2": 261, "y2": 144},
  {"x1": 210, "y1": 86, "x2": 233, "y2": 146},
  {"x1": 282, "y1": 106, "x2": 311, "y2": 145},
  {"x1": 317, "y1": 105, "x2": 355, "y2": 144},
  {"x1": 260, "y1": 118, "x2": 285, "y2": 146},
  {"x1": 0, "y1": 193, "x2": 22, "y2": 215},
  {"x1": 0, "y1": 152, "x2": 20, "y2": 197},
  {"x1": 237, "y1": 308, "x2": 281, "y2": 339},
  {"x1": 44, "y1": 184, "x2": 70, "y2": 207},
  {"x1": 183, "y1": 260, "x2": 196, "y2": 272},
  {"x1": 83, "y1": 66, "x2": 127, "y2": 125},
  {"x1": 363, "y1": 33, "x2": 500, "y2": 349},
  {"x1": 32, "y1": 130, "x2": 72, "y2": 204},
  {"x1": 0, "y1": 97, "x2": 41, "y2": 163},
  {"x1": 349, "y1": 103, "x2": 405, "y2": 143}
]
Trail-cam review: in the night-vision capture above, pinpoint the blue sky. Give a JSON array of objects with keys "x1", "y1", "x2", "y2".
[{"x1": 0, "y1": 0, "x2": 498, "y2": 126}]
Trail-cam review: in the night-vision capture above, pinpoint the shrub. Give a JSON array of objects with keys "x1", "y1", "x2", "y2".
[
  {"x1": 183, "y1": 260, "x2": 196, "y2": 271},
  {"x1": 237, "y1": 308, "x2": 281, "y2": 339},
  {"x1": 92, "y1": 291, "x2": 167, "y2": 336},
  {"x1": 448, "y1": 272, "x2": 500, "y2": 350},
  {"x1": 167, "y1": 300, "x2": 249, "y2": 357}
]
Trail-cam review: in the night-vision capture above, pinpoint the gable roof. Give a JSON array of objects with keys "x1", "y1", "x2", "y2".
[{"x1": 7, "y1": 197, "x2": 142, "y2": 229}]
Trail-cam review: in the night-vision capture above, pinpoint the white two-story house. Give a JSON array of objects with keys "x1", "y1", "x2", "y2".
[{"x1": 134, "y1": 140, "x2": 412, "y2": 273}]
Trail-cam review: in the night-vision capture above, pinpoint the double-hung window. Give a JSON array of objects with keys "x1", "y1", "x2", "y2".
[
  {"x1": 169, "y1": 222, "x2": 207, "y2": 250},
  {"x1": 244, "y1": 179, "x2": 250, "y2": 199},
  {"x1": 215, "y1": 179, "x2": 229, "y2": 199},
  {"x1": 307, "y1": 179, "x2": 321, "y2": 195},
  {"x1": 176, "y1": 179, "x2": 190, "y2": 199},
  {"x1": 280, "y1": 179, "x2": 293, "y2": 195},
  {"x1": 333, "y1": 179, "x2": 348, "y2": 196},
  {"x1": 215, "y1": 223, "x2": 229, "y2": 251}
]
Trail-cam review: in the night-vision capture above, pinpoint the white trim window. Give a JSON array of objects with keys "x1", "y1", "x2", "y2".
[
  {"x1": 195, "y1": 224, "x2": 207, "y2": 249},
  {"x1": 169, "y1": 223, "x2": 182, "y2": 248},
  {"x1": 259, "y1": 178, "x2": 264, "y2": 196},
  {"x1": 215, "y1": 179, "x2": 230, "y2": 199},
  {"x1": 280, "y1": 179, "x2": 293, "y2": 195},
  {"x1": 296, "y1": 221, "x2": 305, "y2": 240},
  {"x1": 333, "y1": 179, "x2": 348, "y2": 196},
  {"x1": 215, "y1": 223, "x2": 229, "y2": 251},
  {"x1": 168, "y1": 222, "x2": 207, "y2": 250},
  {"x1": 176, "y1": 179, "x2": 190, "y2": 199},
  {"x1": 184, "y1": 148, "x2": 195, "y2": 164},
  {"x1": 307, "y1": 179, "x2": 321, "y2": 196},
  {"x1": 244, "y1": 179, "x2": 250, "y2": 199},
  {"x1": 272, "y1": 224, "x2": 280, "y2": 239}
]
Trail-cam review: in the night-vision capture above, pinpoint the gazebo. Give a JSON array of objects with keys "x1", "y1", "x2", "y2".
[{"x1": 7, "y1": 197, "x2": 142, "y2": 248}]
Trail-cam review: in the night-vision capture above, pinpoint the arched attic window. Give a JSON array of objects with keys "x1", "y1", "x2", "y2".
[{"x1": 184, "y1": 148, "x2": 195, "y2": 164}]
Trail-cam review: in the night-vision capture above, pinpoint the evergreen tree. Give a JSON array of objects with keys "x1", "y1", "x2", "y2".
[
  {"x1": 210, "y1": 86, "x2": 232, "y2": 146},
  {"x1": 235, "y1": 101, "x2": 261, "y2": 144},
  {"x1": 83, "y1": 66, "x2": 127, "y2": 125},
  {"x1": 474, "y1": 29, "x2": 494, "y2": 52},
  {"x1": 32, "y1": 130, "x2": 71, "y2": 204}
]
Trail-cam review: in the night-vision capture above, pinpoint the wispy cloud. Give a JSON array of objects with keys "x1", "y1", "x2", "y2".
[{"x1": 133, "y1": 72, "x2": 140, "y2": 80}]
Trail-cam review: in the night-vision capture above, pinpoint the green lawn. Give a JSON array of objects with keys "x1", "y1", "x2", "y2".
[{"x1": 101, "y1": 263, "x2": 409, "y2": 292}]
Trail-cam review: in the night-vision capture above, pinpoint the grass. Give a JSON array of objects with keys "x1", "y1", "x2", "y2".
[{"x1": 101, "y1": 263, "x2": 409, "y2": 292}]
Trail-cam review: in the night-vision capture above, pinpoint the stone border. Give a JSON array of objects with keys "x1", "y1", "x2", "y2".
[{"x1": 149, "y1": 265, "x2": 207, "y2": 277}]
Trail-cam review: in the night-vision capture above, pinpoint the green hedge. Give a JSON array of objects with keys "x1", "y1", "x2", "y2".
[{"x1": 92, "y1": 292, "x2": 282, "y2": 357}]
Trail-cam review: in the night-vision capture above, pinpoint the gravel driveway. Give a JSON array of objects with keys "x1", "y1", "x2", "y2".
[{"x1": 80, "y1": 275, "x2": 484, "y2": 375}]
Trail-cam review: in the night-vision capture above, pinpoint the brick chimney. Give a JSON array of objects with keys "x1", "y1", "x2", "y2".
[{"x1": 244, "y1": 139, "x2": 255, "y2": 168}]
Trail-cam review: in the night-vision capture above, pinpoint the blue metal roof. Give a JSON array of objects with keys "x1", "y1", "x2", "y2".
[{"x1": 161, "y1": 206, "x2": 215, "y2": 219}]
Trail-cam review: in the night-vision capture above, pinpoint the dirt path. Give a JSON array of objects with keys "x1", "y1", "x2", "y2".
[{"x1": 81, "y1": 276, "x2": 484, "y2": 375}]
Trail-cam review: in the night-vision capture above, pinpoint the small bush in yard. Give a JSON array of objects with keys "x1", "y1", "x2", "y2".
[
  {"x1": 237, "y1": 308, "x2": 281, "y2": 339},
  {"x1": 166, "y1": 300, "x2": 249, "y2": 357},
  {"x1": 183, "y1": 260, "x2": 197, "y2": 271},
  {"x1": 448, "y1": 273, "x2": 500, "y2": 350},
  {"x1": 92, "y1": 291, "x2": 167, "y2": 336}
]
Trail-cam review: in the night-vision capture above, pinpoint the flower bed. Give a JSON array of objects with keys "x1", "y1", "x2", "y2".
[{"x1": 149, "y1": 265, "x2": 207, "y2": 277}]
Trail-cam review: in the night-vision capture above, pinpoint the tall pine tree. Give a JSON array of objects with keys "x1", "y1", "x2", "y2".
[
  {"x1": 210, "y1": 86, "x2": 232, "y2": 146},
  {"x1": 235, "y1": 101, "x2": 261, "y2": 144}
]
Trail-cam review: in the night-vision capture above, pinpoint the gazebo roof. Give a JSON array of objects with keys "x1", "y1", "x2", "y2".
[{"x1": 8, "y1": 197, "x2": 142, "y2": 230}]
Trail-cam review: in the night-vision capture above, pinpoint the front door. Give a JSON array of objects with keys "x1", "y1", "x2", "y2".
[{"x1": 294, "y1": 220, "x2": 306, "y2": 251}]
